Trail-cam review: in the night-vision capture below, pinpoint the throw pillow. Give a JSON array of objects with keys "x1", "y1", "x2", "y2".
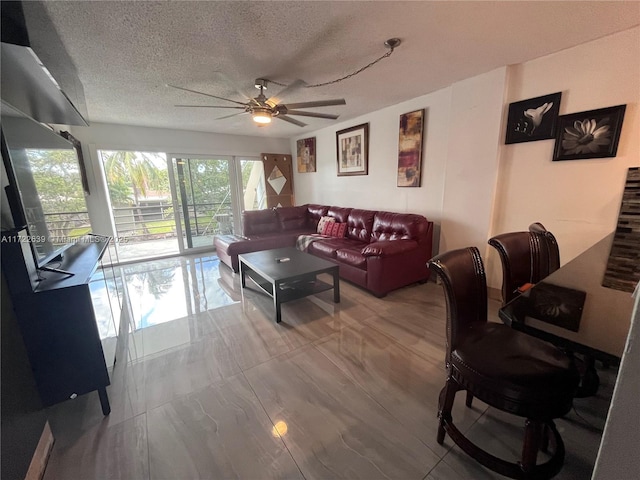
[
  {"x1": 321, "y1": 221, "x2": 334, "y2": 236},
  {"x1": 322, "y1": 222, "x2": 347, "y2": 238},
  {"x1": 333, "y1": 222, "x2": 347, "y2": 238},
  {"x1": 317, "y1": 215, "x2": 335, "y2": 234}
]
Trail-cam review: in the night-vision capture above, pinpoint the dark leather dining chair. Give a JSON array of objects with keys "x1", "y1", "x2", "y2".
[
  {"x1": 488, "y1": 231, "x2": 534, "y2": 304},
  {"x1": 488, "y1": 223, "x2": 560, "y2": 305},
  {"x1": 428, "y1": 247, "x2": 579, "y2": 479},
  {"x1": 529, "y1": 222, "x2": 560, "y2": 278}
]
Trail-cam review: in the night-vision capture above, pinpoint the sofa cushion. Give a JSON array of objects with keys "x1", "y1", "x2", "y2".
[
  {"x1": 317, "y1": 215, "x2": 336, "y2": 233},
  {"x1": 307, "y1": 204, "x2": 329, "y2": 228},
  {"x1": 336, "y1": 247, "x2": 367, "y2": 269},
  {"x1": 347, "y1": 209, "x2": 375, "y2": 242},
  {"x1": 309, "y1": 239, "x2": 341, "y2": 258},
  {"x1": 276, "y1": 206, "x2": 308, "y2": 231},
  {"x1": 327, "y1": 206, "x2": 352, "y2": 223},
  {"x1": 308, "y1": 237, "x2": 363, "y2": 258},
  {"x1": 371, "y1": 211, "x2": 427, "y2": 242},
  {"x1": 362, "y1": 239, "x2": 419, "y2": 257},
  {"x1": 243, "y1": 209, "x2": 279, "y2": 236}
]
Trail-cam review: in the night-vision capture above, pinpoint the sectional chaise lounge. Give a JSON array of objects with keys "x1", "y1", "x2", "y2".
[{"x1": 214, "y1": 204, "x2": 434, "y2": 297}]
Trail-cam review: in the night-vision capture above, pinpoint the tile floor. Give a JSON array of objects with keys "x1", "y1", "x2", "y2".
[{"x1": 43, "y1": 253, "x2": 616, "y2": 479}]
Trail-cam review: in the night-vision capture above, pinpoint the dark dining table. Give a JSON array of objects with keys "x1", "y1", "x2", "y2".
[{"x1": 499, "y1": 233, "x2": 635, "y2": 393}]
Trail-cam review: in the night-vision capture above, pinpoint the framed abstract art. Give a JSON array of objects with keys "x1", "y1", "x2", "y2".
[
  {"x1": 336, "y1": 123, "x2": 369, "y2": 176},
  {"x1": 397, "y1": 109, "x2": 424, "y2": 187},
  {"x1": 296, "y1": 137, "x2": 316, "y2": 172}
]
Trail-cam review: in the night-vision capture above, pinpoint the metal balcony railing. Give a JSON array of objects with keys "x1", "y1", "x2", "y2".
[
  {"x1": 111, "y1": 201, "x2": 233, "y2": 243},
  {"x1": 42, "y1": 201, "x2": 234, "y2": 247},
  {"x1": 42, "y1": 211, "x2": 91, "y2": 246}
]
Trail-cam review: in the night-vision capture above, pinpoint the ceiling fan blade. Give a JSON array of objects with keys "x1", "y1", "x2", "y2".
[
  {"x1": 284, "y1": 99, "x2": 346, "y2": 109},
  {"x1": 166, "y1": 84, "x2": 247, "y2": 106},
  {"x1": 216, "y1": 111, "x2": 250, "y2": 120},
  {"x1": 211, "y1": 71, "x2": 256, "y2": 103},
  {"x1": 284, "y1": 110, "x2": 340, "y2": 120},
  {"x1": 276, "y1": 115, "x2": 307, "y2": 127},
  {"x1": 267, "y1": 79, "x2": 306, "y2": 106},
  {"x1": 175, "y1": 105, "x2": 245, "y2": 109}
]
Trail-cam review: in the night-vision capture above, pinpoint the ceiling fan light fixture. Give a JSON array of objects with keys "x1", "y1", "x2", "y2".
[
  {"x1": 170, "y1": 38, "x2": 396, "y2": 129},
  {"x1": 252, "y1": 108, "x2": 272, "y2": 124}
]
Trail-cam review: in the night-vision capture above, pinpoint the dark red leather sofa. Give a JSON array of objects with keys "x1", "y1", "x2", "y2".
[{"x1": 214, "y1": 204, "x2": 434, "y2": 297}]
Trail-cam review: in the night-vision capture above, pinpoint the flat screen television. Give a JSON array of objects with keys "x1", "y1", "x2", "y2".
[{"x1": 1, "y1": 101, "x2": 88, "y2": 268}]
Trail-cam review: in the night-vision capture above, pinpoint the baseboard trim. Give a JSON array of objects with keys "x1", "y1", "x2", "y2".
[{"x1": 25, "y1": 421, "x2": 54, "y2": 480}]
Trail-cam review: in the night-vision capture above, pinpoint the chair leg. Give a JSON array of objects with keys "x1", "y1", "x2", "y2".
[
  {"x1": 521, "y1": 419, "x2": 543, "y2": 473},
  {"x1": 437, "y1": 377, "x2": 458, "y2": 445},
  {"x1": 540, "y1": 423, "x2": 550, "y2": 453},
  {"x1": 465, "y1": 391, "x2": 473, "y2": 408}
]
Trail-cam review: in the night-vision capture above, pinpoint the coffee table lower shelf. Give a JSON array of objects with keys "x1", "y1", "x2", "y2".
[{"x1": 244, "y1": 270, "x2": 335, "y2": 303}]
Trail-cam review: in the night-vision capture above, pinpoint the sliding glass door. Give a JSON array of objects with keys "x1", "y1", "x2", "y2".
[
  {"x1": 96, "y1": 150, "x2": 266, "y2": 262},
  {"x1": 98, "y1": 150, "x2": 179, "y2": 263},
  {"x1": 172, "y1": 156, "x2": 266, "y2": 252}
]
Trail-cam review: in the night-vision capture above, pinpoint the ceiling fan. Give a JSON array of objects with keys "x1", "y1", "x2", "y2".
[{"x1": 167, "y1": 78, "x2": 346, "y2": 127}]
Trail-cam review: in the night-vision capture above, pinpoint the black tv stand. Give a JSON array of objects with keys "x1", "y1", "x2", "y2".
[
  {"x1": 1, "y1": 232, "x2": 113, "y2": 415},
  {"x1": 38, "y1": 265, "x2": 75, "y2": 277}
]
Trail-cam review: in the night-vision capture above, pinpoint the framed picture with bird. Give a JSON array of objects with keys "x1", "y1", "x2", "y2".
[{"x1": 505, "y1": 92, "x2": 562, "y2": 144}]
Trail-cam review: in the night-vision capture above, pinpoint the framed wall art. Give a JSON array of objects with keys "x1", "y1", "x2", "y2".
[
  {"x1": 553, "y1": 105, "x2": 626, "y2": 161},
  {"x1": 336, "y1": 123, "x2": 369, "y2": 176},
  {"x1": 505, "y1": 92, "x2": 562, "y2": 144},
  {"x1": 296, "y1": 137, "x2": 316, "y2": 172},
  {"x1": 397, "y1": 109, "x2": 424, "y2": 187}
]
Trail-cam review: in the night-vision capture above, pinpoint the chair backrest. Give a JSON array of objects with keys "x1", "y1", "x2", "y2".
[
  {"x1": 529, "y1": 222, "x2": 560, "y2": 278},
  {"x1": 427, "y1": 247, "x2": 487, "y2": 365},
  {"x1": 488, "y1": 231, "x2": 534, "y2": 304},
  {"x1": 489, "y1": 224, "x2": 561, "y2": 305}
]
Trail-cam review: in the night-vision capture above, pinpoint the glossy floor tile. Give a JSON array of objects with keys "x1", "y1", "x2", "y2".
[
  {"x1": 43, "y1": 253, "x2": 617, "y2": 479},
  {"x1": 147, "y1": 374, "x2": 303, "y2": 479},
  {"x1": 43, "y1": 414, "x2": 149, "y2": 480},
  {"x1": 312, "y1": 317, "x2": 487, "y2": 456},
  {"x1": 244, "y1": 344, "x2": 441, "y2": 479}
]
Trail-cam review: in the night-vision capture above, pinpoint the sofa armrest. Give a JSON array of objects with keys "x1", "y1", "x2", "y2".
[{"x1": 361, "y1": 239, "x2": 418, "y2": 257}]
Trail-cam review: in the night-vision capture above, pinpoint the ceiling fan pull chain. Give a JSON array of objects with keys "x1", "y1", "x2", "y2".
[{"x1": 266, "y1": 38, "x2": 400, "y2": 89}]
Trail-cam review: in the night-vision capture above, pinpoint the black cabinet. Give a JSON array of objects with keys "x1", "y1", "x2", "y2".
[{"x1": 1, "y1": 231, "x2": 112, "y2": 415}]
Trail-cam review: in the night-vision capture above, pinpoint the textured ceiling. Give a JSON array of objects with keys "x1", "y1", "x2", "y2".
[{"x1": 40, "y1": 1, "x2": 640, "y2": 138}]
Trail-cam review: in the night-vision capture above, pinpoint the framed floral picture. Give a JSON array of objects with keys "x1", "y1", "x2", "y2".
[
  {"x1": 336, "y1": 123, "x2": 369, "y2": 176},
  {"x1": 505, "y1": 92, "x2": 562, "y2": 144},
  {"x1": 397, "y1": 109, "x2": 424, "y2": 187},
  {"x1": 296, "y1": 137, "x2": 316, "y2": 172},
  {"x1": 553, "y1": 105, "x2": 626, "y2": 161}
]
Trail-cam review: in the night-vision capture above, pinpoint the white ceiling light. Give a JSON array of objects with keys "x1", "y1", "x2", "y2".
[{"x1": 252, "y1": 107, "x2": 272, "y2": 124}]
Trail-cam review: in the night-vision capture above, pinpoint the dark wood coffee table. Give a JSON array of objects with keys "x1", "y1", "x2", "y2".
[{"x1": 238, "y1": 247, "x2": 340, "y2": 323}]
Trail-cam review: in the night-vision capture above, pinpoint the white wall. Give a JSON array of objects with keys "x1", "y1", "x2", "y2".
[
  {"x1": 440, "y1": 68, "x2": 506, "y2": 255},
  {"x1": 67, "y1": 122, "x2": 290, "y2": 237},
  {"x1": 293, "y1": 27, "x2": 640, "y2": 291},
  {"x1": 488, "y1": 27, "x2": 640, "y2": 288}
]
